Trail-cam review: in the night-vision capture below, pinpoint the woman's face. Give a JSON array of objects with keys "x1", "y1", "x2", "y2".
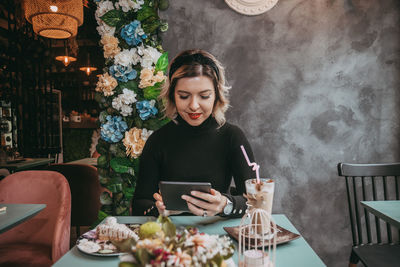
[{"x1": 174, "y1": 76, "x2": 216, "y2": 126}]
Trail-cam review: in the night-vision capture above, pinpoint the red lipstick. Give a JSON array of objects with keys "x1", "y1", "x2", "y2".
[{"x1": 188, "y1": 113, "x2": 201, "y2": 119}]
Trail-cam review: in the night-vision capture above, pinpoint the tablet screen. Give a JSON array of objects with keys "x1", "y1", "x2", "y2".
[{"x1": 159, "y1": 181, "x2": 211, "y2": 211}]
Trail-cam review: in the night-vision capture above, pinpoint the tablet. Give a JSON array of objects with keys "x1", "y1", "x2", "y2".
[{"x1": 159, "y1": 181, "x2": 212, "y2": 211}]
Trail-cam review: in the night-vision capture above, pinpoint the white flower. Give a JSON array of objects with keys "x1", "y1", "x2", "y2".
[
  {"x1": 138, "y1": 46, "x2": 162, "y2": 69},
  {"x1": 114, "y1": 48, "x2": 141, "y2": 67},
  {"x1": 141, "y1": 128, "x2": 153, "y2": 141},
  {"x1": 97, "y1": 22, "x2": 116, "y2": 37},
  {"x1": 120, "y1": 105, "x2": 133, "y2": 117},
  {"x1": 112, "y1": 88, "x2": 137, "y2": 117},
  {"x1": 95, "y1": 1, "x2": 115, "y2": 24},
  {"x1": 166, "y1": 248, "x2": 191, "y2": 267},
  {"x1": 121, "y1": 88, "x2": 137, "y2": 104},
  {"x1": 116, "y1": 0, "x2": 144, "y2": 12}
]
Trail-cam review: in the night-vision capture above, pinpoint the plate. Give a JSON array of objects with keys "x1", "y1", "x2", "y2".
[
  {"x1": 223, "y1": 224, "x2": 300, "y2": 248},
  {"x1": 76, "y1": 224, "x2": 141, "y2": 257}
]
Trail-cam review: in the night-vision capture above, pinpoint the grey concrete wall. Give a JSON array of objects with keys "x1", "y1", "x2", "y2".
[{"x1": 161, "y1": 0, "x2": 400, "y2": 266}]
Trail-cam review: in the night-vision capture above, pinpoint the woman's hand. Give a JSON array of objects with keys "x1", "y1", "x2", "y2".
[
  {"x1": 182, "y1": 189, "x2": 227, "y2": 217},
  {"x1": 153, "y1": 192, "x2": 183, "y2": 216}
]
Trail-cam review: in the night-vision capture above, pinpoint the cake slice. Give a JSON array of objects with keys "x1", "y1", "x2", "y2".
[{"x1": 96, "y1": 217, "x2": 138, "y2": 242}]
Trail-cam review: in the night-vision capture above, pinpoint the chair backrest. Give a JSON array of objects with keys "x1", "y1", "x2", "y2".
[
  {"x1": 338, "y1": 163, "x2": 400, "y2": 246},
  {"x1": 0, "y1": 170, "x2": 71, "y2": 262},
  {"x1": 47, "y1": 163, "x2": 102, "y2": 226}
]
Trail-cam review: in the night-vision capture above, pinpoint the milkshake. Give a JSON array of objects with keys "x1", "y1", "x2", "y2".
[{"x1": 245, "y1": 178, "x2": 275, "y2": 235}]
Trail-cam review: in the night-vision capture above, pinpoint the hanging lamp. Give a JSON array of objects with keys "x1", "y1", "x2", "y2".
[
  {"x1": 55, "y1": 40, "x2": 77, "y2": 67},
  {"x1": 80, "y1": 54, "x2": 97, "y2": 76},
  {"x1": 24, "y1": 0, "x2": 84, "y2": 39}
]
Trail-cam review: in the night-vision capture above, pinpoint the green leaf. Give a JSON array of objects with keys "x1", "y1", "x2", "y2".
[
  {"x1": 97, "y1": 167, "x2": 109, "y2": 177},
  {"x1": 134, "y1": 117, "x2": 143, "y2": 128},
  {"x1": 115, "y1": 205, "x2": 128, "y2": 215},
  {"x1": 156, "y1": 216, "x2": 176, "y2": 238},
  {"x1": 96, "y1": 141, "x2": 109, "y2": 155},
  {"x1": 101, "y1": 9, "x2": 124, "y2": 27},
  {"x1": 142, "y1": 18, "x2": 161, "y2": 34},
  {"x1": 143, "y1": 118, "x2": 169, "y2": 131},
  {"x1": 118, "y1": 80, "x2": 139, "y2": 92},
  {"x1": 110, "y1": 157, "x2": 133, "y2": 173},
  {"x1": 112, "y1": 238, "x2": 136, "y2": 252},
  {"x1": 99, "y1": 175, "x2": 110, "y2": 186},
  {"x1": 224, "y1": 243, "x2": 235, "y2": 259},
  {"x1": 122, "y1": 186, "x2": 135, "y2": 199},
  {"x1": 143, "y1": 86, "x2": 160, "y2": 100},
  {"x1": 210, "y1": 255, "x2": 223, "y2": 266},
  {"x1": 137, "y1": 6, "x2": 157, "y2": 21},
  {"x1": 119, "y1": 262, "x2": 136, "y2": 267},
  {"x1": 97, "y1": 155, "x2": 109, "y2": 168},
  {"x1": 136, "y1": 248, "x2": 151, "y2": 265},
  {"x1": 100, "y1": 191, "x2": 113, "y2": 205},
  {"x1": 155, "y1": 52, "x2": 168, "y2": 72},
  {"x1": 132, "y1": 158, "x2": 140, "y2": 175},
  {"x1": 125, "y1": 117, "x2": 135, "y2": 129},
  {"x1": 159, "y1": 0, "x2": 169, "y2": 11}
]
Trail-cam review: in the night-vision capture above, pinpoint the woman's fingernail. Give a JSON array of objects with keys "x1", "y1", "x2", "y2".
[
  {"x1": 182, "y1": 195, "x2": 187, "y2": 200},
  {"x1": 191, "y1": 191, "x2": 196, "y2": 196}
]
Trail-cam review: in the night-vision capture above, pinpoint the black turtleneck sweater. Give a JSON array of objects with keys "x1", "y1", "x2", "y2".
[{"x1": 131, "y1": 115, "x2": 255, "y2": 217}]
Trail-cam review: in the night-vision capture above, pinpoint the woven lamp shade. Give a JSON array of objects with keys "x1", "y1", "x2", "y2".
[{"x1": 24, "y1": 0, "x2": 83, "y2": 39}]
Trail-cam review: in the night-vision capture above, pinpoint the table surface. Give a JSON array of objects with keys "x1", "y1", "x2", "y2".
[
  {"x1": 0, "y1": 203, "x2": 46, "y2": 234},
  {"x1": 361, "y1": 200, "x2": 400, "y2": 229},
  {"x1": 67, "y1": 158, "x2": 98, "y2": 166},
  {"x1": 0, "y1": 158, "x2": 55, "y2": 172},
  {"x1": 53, "y1": 214, "x2": 325, "y2": 267}
]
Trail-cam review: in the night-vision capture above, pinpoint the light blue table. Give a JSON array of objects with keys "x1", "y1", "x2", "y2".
[
  {"x1": 361, "y1": 200, "x2": 400, "y2": 229},
  {"x1": 53, "y1": 214, "x2": 325, "y2": 267},
  {"x1": 0, "y1": 203, "x2": 46, "y2": 234}
]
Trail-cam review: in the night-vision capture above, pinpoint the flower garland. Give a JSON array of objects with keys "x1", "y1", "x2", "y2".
[{"x1": 94, "y1": 0, "x2": 170, "y2": 217}]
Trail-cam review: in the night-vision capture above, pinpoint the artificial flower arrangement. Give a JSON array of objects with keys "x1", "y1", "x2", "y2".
[
  {"x1": 116, "y1": 216, "x2": 235, "y2": 267},
  {"x1": 93, "y1": 0, "x2": 170, "y2": 218}
]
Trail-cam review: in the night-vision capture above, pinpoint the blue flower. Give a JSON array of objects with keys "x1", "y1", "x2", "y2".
[
  {"x1": 136, "y1": 100, "x2": 158, "y2": 120},
  {"x1": 109, "y1": 64, "x2": 137, "y2": 82},
  {"x1": 100, "y1": 115, "x2": 128, "y2": 143},
  {"x1": 120, "y1": 20, "x2": 147, "y2": 46}
]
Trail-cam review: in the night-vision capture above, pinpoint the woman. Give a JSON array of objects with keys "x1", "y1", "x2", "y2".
[{"x1": 132, "y1": 49, "x2": 255, "y2": 218}]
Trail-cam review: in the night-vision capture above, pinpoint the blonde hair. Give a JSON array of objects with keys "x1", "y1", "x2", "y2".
[{"x1": 159, "y1": 49, "x2": 231, "y2": 126}]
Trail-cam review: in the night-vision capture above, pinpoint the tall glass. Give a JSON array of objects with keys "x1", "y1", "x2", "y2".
[{"x1": 245, "y1": 178, "x2": 275, "y2": 235}]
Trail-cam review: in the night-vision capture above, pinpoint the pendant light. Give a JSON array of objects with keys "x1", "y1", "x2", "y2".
[
  {"x1": 80, "y1": 54, "x2": 97, "y2": 76},
  {"x1": 24, "y1": 0, "x2": 84, "y2": 39},
  {"x1": 55, "y1": 40, "x2": 77, "y2": 67}
]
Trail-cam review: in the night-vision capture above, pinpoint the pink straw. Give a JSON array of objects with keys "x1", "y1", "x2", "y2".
[{"x1": 240, "y1": 145, "x2": 260, "y2": 183}]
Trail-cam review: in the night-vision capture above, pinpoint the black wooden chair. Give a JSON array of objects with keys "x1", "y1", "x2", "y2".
[{"x1": 337, "y1": 163, "x2": 400, "y2": 267}]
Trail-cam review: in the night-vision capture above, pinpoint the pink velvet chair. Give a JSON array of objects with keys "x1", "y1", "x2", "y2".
[{"x1": 0, "y1": 170, "x2": 71, "y2": 267}]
